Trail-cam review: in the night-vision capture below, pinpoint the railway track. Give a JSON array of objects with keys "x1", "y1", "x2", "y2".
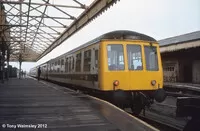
[
  {"x1": 166, "y1": 91, "x2": 199, "y2": 97},
  {"x1": 135, "y1": 112, "x2": 183, "y2": 131},
  {"x1": 164, "y1": 85, "x2": 200, "y2": 96}
]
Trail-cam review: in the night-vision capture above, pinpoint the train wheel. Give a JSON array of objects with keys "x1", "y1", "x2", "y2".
[
  {"x1": 112, "y1": 90, "x2": 126, "y2": 110},
  {"x1": 130, "y1": 94, "x2": 144, "y2": 115}
]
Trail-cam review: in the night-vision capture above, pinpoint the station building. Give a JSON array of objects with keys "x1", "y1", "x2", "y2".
[{"x1": 159, "y1": 31, "x2": 200, "y2": 84}]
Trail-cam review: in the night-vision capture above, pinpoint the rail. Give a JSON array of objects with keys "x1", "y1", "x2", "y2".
[{"x1": 164, "y1": 83, "x2": 200, "y2": 96}]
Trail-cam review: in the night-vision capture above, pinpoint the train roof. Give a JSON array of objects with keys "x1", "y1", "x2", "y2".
[
  {"x1": 35, "y1": 30, "x2": 157, "y2": 66},
  {"x1": 55, "y1": 30, "x2": 157, "y2": 58},
  {"x1": 98, "y1": 30, "x2": 157, "y2": 42}
]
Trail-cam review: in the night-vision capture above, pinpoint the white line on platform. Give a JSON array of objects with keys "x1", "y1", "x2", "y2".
[{"x1": 87, "y1": 95, "x2": 159, "y2": 131}]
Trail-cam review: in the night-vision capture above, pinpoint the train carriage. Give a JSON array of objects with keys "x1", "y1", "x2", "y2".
[{"x1": 30, "y1": 30, "x2": 166, "y2": 114}]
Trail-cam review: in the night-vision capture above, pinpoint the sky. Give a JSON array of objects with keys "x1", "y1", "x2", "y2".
[{"x1": 9, "y1": 0, "x2": 200, "y2": 72}]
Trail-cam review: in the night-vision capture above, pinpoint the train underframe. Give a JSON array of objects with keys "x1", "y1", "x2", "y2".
[{"x1": 111, "y1": 89, "x2": 166, "y2": 115}]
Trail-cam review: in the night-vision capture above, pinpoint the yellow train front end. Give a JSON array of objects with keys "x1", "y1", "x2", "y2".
[
  {"x1": 100, "y1": 40, "x2": 163, "y2": 91},
  {"x1": 99, "y1": 39, "x2": 166, "y2": 114}
]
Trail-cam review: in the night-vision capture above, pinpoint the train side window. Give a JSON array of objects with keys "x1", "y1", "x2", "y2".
[
  {"x1": 52, "y1": 63, "x2": 54, "y2": 72},
  {"x1": 127, "y1": 44, "x2": 143, "y2": 70},
  {"x1": 48, "y1": 64, "x2": 50, "y2": 72},
  {"x1": 65, "y1": 58, "x2": 68, "y2": 72},
  {"x1": 44, "y1": 66, "x2": 46, "y2": 72},
  {"x1": 95, "y1": 50, "x2": 98, "y2": 68},
  {"x1": 58, "y1": 60, "x2": 60, "y2": 65},
  {"x1": 69, "y1": 57, "x2": 72, "y2": 72},
  {"x1": 72, "y1": 56, "x2": 75, "y2": 70},
  {"x1": 76, "y1": 53, "x2": 81, "y2": 72},
  {"x1": 57, "y1": 60, "x2": 60, "y2": 73},
  {"x1": 84, "y1": 50, "x2": 91, "y2": 71},
  {"x1": 61, "y1": 59, "x2": 64, "y2": 66},
  {"x1": 107, "y1": 44, "x2": 125, "y2": 70}
]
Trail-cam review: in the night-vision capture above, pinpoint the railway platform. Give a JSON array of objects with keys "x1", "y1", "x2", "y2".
[{"x1": 0, "y1": 78, "x2": 157, "y2": 131}]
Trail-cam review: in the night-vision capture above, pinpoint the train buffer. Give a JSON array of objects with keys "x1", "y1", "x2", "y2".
[{"x1": 0, "y1": 78, "x2": 158, "y2": 131}]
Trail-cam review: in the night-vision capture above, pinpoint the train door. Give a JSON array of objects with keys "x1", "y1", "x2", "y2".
[
  {"x1": 127, "y1": 44, "x2": 146, "y2": 90},
  {"x1": 90, "y1": 44, "x2": 99, "y2": 89},
  {"x1": 91, "y1": 44, "x2": 99, "y2": 74}
]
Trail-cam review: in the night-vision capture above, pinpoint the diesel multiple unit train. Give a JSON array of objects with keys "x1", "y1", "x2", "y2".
[{"x1": 30, "y1": 30, "x2": 166, "y2": 114}]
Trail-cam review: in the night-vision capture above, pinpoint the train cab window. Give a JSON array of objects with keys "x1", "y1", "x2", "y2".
[
  {"x1": 95, "y1": 50, "x2": 98, "y2": 68},
  {"x1": 84, "y1": 50, "x2": 91, "y2": 71},
  {"x1": 107, "y1": 45, "x2": 124, "y2": 70},
  {"x1": 76, "y1": 53, "x2": 81, "y2": 72},
  {"x1": 144, "y1": 46, "x2": 158, "y2": 71},
  {"x1": 127, "y1": 45, "x2": 143, "y2": 70}
]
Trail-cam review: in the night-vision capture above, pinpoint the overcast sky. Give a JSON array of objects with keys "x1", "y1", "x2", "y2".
[{"x1": 10, "y1": 0, "x2": 200, "y2": 72}]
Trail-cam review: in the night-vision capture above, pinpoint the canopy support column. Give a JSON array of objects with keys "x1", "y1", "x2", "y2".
[{"x1": 19, "y1": 53, "x2": 22, "y2": 79}]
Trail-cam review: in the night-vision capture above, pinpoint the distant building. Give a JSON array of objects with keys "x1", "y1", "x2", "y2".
[{"x1": 159, "y1": 31, "x2": 200, "y2": 83}]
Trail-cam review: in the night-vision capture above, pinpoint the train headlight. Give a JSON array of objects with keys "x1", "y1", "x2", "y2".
[
  {"x1": 113, "y1": 80, "x2": 119, "y2": 86},
  {"x1": 151, "y1": 80, "x2": 156, "y2": 86}
]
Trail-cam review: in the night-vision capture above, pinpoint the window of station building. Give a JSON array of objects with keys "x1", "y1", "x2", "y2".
[
  {"x1": 95, "y1": 50, "x2": 99, "y2": 68},
  {"x1": 107, "y1": 44, "x2": 124, "y2": 70},
  {"x1": 144, "y1": 46, "x2": 158, "y2": 71},
  {"x1": 76, "y1": 53, "x2": 82, "y2": 72},
  {"x1": 164, "y1": 66, "x2": 175, "y2": 72},
  {"x1": 84, "y1": 50, "x2": 91, "y2": 71},
  {"x1": 127, "y1": 44, "x2": 143, "y2": 70}
]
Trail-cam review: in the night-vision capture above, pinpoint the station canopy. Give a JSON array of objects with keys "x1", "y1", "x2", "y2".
[{"x1": 1, "y1": 0, "x2": 119, "y2": 62}]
